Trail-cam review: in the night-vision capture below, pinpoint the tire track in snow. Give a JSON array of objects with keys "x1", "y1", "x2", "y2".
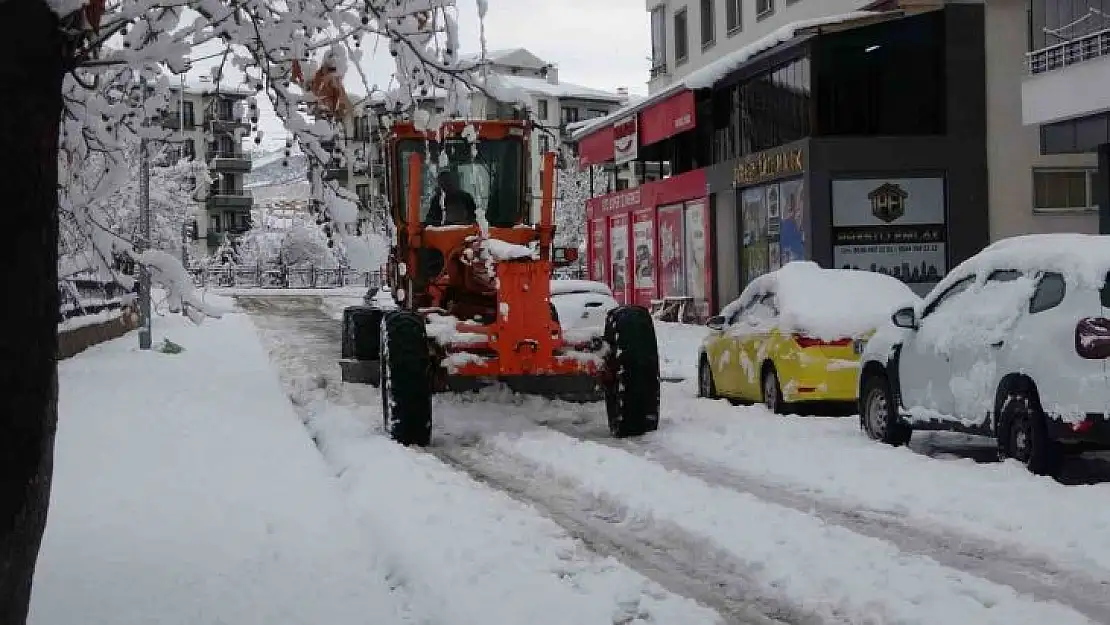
[
  {"x1": 430, "y1": 442, "x2": 816, "y2": 625},
  {"x1": 535, "y1": 417, "x2": 1110, "y2": 623},
  {"x1": 237, "y1": 296, "x2": 762, "y2": 624}
]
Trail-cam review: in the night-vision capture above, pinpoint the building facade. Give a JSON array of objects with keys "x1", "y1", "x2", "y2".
[
  {"x1": 1020, "y1": 0, "x2": 1110, "y2": 234},
  {"x1": 162, "y1": 78, "x2": 253, "y2": 259},
  {"x1": 573, "y1": 4, "x2": 990, "y2": 319}
]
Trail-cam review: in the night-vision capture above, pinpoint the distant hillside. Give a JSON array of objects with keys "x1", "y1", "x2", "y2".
[{"x1": 245, "y1": 148, "x2": 308, "y2": 189}]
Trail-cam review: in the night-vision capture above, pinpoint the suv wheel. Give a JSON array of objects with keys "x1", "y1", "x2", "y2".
[
  {"x1": 997, "y1": 391, "x2": 1063, "y2": 476},
  {"x1": 860, "y1": 372, "x2": 912, "y2": 446}
]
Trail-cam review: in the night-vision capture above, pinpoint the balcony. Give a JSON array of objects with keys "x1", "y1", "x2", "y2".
[
  {"x1": 160, "y1": 115, "x2": 197, "y2": 131},
  {"x1": 206, "y1": 191, "x2": 253, "y2": 211},
  {"x1": 1022, "y1": 28, "x2": 1110, "y2": 126},
  {"x1": 649, "y1": 62, "x2": 668, "y2": 79},
  {"x1": 209, "y1": 152, "x2": 252, "y2": 173},
  {"x1": 204, "y1": 113, "x2": 249, "y2": 132}
]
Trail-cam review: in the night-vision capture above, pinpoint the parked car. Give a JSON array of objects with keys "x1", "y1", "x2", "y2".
[
  {"x1": 550, "y1": 280, "x2": 618, "y2": 337},
  {"x1": 858, "y1": 233, "x2": 1110, "y2": 475},
  {"x1": 699, "y1": 262, "x2": 919, "y2": 413}
]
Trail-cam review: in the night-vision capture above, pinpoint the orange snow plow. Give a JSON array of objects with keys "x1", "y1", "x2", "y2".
[{"x1": 340, "y1": 119, "x2": 660, "y2": 446}]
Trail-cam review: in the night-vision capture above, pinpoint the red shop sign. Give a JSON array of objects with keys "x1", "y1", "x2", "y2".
[{"x1": 639, "y1": 89, "x2": 696, "y2": 147}]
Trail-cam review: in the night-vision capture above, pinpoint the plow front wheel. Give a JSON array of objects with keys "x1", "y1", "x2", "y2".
[
  {"x1": 604, "y1": 306, "x2": 661, "y2": 438},
  {"x1": 380, "y1": 310, "x2": 433, "y2": 446}
]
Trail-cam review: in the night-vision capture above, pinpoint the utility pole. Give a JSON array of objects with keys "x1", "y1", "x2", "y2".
[{"x1": 138, "y1": 75, "x2": 153, "y2": 350}]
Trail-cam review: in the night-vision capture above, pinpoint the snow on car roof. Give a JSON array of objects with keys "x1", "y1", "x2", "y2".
[
  {"x1": 550, "y1": 280, "x2": 614, "y2": 296},
  {"x1": 951, "y1": 234, "x2": 1110, "y2": 290},
  {"x1": 721, "y1": 262, "x2": 920, "y2": 340}
]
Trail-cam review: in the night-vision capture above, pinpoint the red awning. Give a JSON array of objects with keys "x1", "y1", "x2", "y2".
[
  {"x1": 577, "y1": 125, "x2": 614, "y2": 169},
  {"x1": 639, "y1": 89, "x2": 696, "y2": 147}
]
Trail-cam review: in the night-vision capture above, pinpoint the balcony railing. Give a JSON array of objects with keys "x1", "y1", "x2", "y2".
[
  {"x1": 206, "y1": 191, "x2": 253, "y2": 210},
  {"x1": 209, "y1": 152, "x2": 252, "y2": 172},
  {"x1": 1027, "y1": 28, "x2": 1110, "y2": 75},
  {"x1": 649, "y1": 62, "x2": 668, "y2": 79}
]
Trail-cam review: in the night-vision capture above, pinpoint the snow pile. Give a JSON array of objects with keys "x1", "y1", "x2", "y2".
[
  {"x1": 426, "y1": 313, "x2": 487, "y2": 346},
  {"x1": 32, "y1": 305, "x2": 411, "y2": 625},
  {"x1": 917, "y1": 275, "x2": 1037, "y2": 354},
  {"x1": 482, "y1": 237, "x2": 535, "y2": 261},
  {"x1": 657, "y1": 322, "x2": 711, "y2": 381},
  {"x1": 721, "y1": 261, "x2": 920, "y2": 340}
]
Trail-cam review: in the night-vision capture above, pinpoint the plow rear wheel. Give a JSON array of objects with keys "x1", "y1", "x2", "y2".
[
  {"x1": 380, "y1": 310, "x2": 433, "y2": 446},
  {"x1": 604, "y1": 306, "x2": 661, "y2": 437}
]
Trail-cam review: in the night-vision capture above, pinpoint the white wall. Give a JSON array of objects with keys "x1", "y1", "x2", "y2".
[
  {"x1": 985, "y1": 0, "x2": 1098, "y2": 240},
  {"x1": 647, "y1": 0, "x2": 868, "y2": 95},
  {"x1": 1022, "y1": 53, "x2": 1110, "y2": 126}
]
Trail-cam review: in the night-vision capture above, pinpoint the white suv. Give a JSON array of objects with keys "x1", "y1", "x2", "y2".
[{"x1": 858, "y1": 234, "x2": 1110, "y2": 476}]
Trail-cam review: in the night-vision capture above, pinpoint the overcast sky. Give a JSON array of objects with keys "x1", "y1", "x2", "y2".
[{"x1": 245, "y1": 0, "x2": 649, "y2": 151}]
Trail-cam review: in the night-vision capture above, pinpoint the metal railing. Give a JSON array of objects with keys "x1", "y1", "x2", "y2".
[
  {"x1": 190, "y1": 265, "x2": 385, "y2": 289},
  {"x1": 58, "y1": 275, "x2": 130, "y2": 322},
  {"x1": 1027, "y1": 28, "x2": 1110, "y2": 75}
]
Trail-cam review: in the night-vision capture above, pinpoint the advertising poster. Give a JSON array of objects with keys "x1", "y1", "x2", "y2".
[
  {"x1": 779, "y1": 178, "x2": 806, "y2": 265},
  {"x1": 589, "y1": 217, "x2": 607, "y2": 284},
  {"x1": 832, "y1": 176, "x2": 947, "y2": 296},
  {"x1": 609, "y1": 214, "x2": 630, "y2": 305},
  {"x1": 765, "y1": 183, "x2": 782, "y2": 271},
  {"x1": 684, "y1": 199, "x2": 712, "y2": 319},
  {"x1": 632, "y1": 208, "x2": 656, "y2": 306},
  {"x1": 741, "y1": 187, "x2": 768, "y2": 284},
  {"x1": 656, "y1": 203, "x2": 686, "y2": 298}
]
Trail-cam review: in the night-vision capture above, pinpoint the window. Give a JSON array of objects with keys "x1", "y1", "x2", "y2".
[
  {"x1": 923, "y1": 275, "x2": 975, "y2": 317},
  {"x1": 561, "y1": 107, "x2": 580, "y2": 124},
  {"x1": 675, "y1": 8, "x2": 689, "y2": 64},
  {"x1": 537, "y1": 99, "x2": 549, "y2": 121},
  {"x1": 1032, "y1": 168, "x2": 1097, "y2": 212},
  {"x1": 1030, "y1": 272, "x2": 1066, "y2": 313},
  {"x1": 1101, "y1": 271, "x2": 1110, "y2": 308},
  {"x1": 700, "y1": 0, "x2": 715, "y2": 48},
  {"x1": 586, "y1": 109, "x2": 608, "y2": 119},
  {"x1": 182, "y1": 101, "x2": 195, "y2": 129},
  {"x1": 650, "y1": 6, "x2": 667, "y2": 75},
  {"x1": 987, "y1": 269, "x2": 1023, "y2": 282},
  {"x1": 756, "y1": 0, "x2": 774, "y2": 19},
  {"x1": 396, "y1": 137, "x2": 524, "y2": 227},
  {"x1": 209, "y1": 214, "x2": 221, "y2": 232},
  {"x1": 356, "y1": 183, "x2": 371, "y2": 206},
  {"x1": 538, "y1": 134, "x2": 551, "y2": 154},
  {"x1": 726, "y1": 0, "x2": 741, "y2": 33}
]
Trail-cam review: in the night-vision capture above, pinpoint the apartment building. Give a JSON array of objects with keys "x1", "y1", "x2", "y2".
[
  {"x1": 1017, "y1": 0, "x2": 1109, "y2": 235},
  {"x1": 572, "y1": 2, "x2": 989, "y2": 317},
  {"x1": 161, "y1": 76, "x2": 254, "y2": 259}
]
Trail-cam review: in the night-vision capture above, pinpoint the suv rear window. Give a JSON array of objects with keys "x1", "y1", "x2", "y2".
[{"x1": 1102, "y1": 271, "x2": 1110, "y2": 309}]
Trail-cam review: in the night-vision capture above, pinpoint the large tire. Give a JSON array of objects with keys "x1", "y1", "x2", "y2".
[
  {"x1": 380, "y1": 310, "x2": 433, "y2": 446},
  {"x1": 761, "y1": 364, "x2": 786, "y2": 415},
  {"x1": 997, "y1": 390, "x2": 1063, "y2": 476},
  {"x1": 342, "y1": 306, "x2": 383, "y2": 361},
  {"x1": 604, "y1": 306, "x2": 660, "y2": 437},
  {"x1": 698, "y1": 356, "x2": 718, "y2": 399},
  {"x1": 860, "y1": 371, "x2": 912, "y2": 446}
]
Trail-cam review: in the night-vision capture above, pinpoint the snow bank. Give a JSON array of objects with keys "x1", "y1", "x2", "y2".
[
  {"x1": 653, "y1": 385, "x2": 1110, "y2": 583},
  {"x1": 722, "y1": 261, "x2": 919, "y2": 340},
  {"x1": 494, "y1": 430, "x2": 1094, "y2": 625},
  {"x1": 57, "y1": 308, "x2": 125, "y2": 333},
  {"x1": 32, "y1": 308, "x2": 410, "y2": 625},
  {"x1": 657, "y1": 322, "x2": 710, "y2": 381}
]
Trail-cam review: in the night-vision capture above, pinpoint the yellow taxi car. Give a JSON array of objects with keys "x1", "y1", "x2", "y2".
[{"x1": 698, "y1": 262, "x2": 919, "y2": 414}]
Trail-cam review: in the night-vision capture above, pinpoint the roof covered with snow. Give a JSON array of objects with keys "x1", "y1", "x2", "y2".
[
  {"x1": 570, "y1": 10, "x2": 891, "y2": 141},
  {"x1": 722, "y1": 261, "x2": 920, "y2": 340},
  {"x1": 459, "y1": 48, "x2": 549, "y2": 70},
  {"x1": 496, "y1": 75, "x2": 623, "y2": 103}
]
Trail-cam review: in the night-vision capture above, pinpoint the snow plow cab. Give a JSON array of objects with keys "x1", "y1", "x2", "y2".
[{"x1": 339, "y1": 119, "x2": 660, "y2": 446}]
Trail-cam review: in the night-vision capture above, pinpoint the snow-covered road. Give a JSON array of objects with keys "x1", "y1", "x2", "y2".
[{"x1": 238, "y1": 294, "x2": 1110, "y2": 625}]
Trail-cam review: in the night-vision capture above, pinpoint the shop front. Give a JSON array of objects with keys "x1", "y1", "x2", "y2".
[{"x1": 586, "y1": 168, "x2": 713, "y2": 318}]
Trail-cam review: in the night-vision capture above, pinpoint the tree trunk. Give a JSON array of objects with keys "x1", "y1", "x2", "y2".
[{"x1": 0, "y1": 3, "x2": 67, "y2": 623}]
